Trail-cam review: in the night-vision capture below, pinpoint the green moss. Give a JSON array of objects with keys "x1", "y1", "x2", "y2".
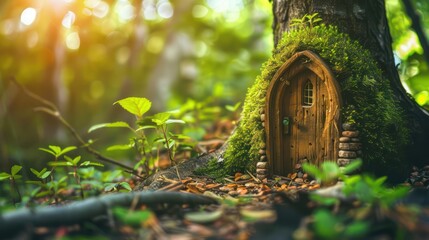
[{"x1": 217, "y1": 24, "x2": 410, "y2": 177}]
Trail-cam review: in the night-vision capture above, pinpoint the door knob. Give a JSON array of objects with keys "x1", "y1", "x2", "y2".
[{"x1": 283, "y1": 117, "x2": 290, "y2": 135}]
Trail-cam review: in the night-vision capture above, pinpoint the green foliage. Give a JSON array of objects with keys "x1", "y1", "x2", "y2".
[
  {"x1": 114, "y1": 97, "x2": 152, "y2": 119},
  {"x1": 222, "y1": 24, "x2": 411, "y2": 177},
  {"x1": 313, "y1": 209, "x2": 369, "y2": 240},
  {"x1": 343, "y1": 175, "x2": 410, "y2": 207},
  {"x1": 113, "y1": 207, "x2": 153, "y2": 227},
  {"x1": 89, "y1": 97, "x2": 192, "y2": 174},
  {"x1": 302, "y1": 161, "x2": 411, "y2": 239},
  {"x1": 88, "y1": 122, "x2": 133, "y2": 133},
  {"x1": 303, "y1": 160, "x2": 362, "y2": 186},
  {"x1": 386, "y1": 0, "x2": 429, "y2": 110},
  {"x1": 39, "y1": 145, "x2": 77, "y2": 158},
  {"x1": 290, "y1": 13, "x2": 322, "y2": 30}
]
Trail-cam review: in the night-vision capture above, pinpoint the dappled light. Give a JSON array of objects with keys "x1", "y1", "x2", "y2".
[
  {"x1": 0, "y1": 0, "x2": 429, "y2": 239},
  {"x1": 0, "y1": 0, "x2": 273, "y2": 169},
  {"x1": 20, "y1": 7, "x2": 37, "y2": 26}
]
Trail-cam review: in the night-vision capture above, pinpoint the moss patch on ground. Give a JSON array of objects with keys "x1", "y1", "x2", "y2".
[{"x1": 209, "y1": 24, "x2": 410, "y2": 178}]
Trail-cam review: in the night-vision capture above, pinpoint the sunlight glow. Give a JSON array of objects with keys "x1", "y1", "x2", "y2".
[
  {"x1": 147, "y1": 35, "x2": 164, "y2": 54},
  {"x1": 20, "y1": 8, "x2": 37, "y2": 26},
  {"x1": 93, "y1": 1, "x2": 109, "y2": 18},
  {"x1": 27, "y1": 32, "x2": 39, "y2": 48},
  {"x1": 116, "y1": 0, "x2": 135, "y2": 22},
  {"x1": 84, "y1": 0, "x2": 101, "y2": 9},
  {"x1": 66, "y1": 32, "x2": 80, "y2": 50},
  {"x1": 143, "y1": 0, "x2": 156, "y2": 20},
  {"x1": 157, "y1": 1, "x2": 173, "y2": 19},
  {"x1": 205, "y1": 0, "x2": 243, "y2": 21},
  {"x1": 1, "y1": 19, "x2": 15, "y2": 35},
  {"x1": 62, "y1": 11, "x2": 76, "y2": 29},
  {"x1": 192, "y1": 5, "x2": 209, "y2": 18},
  {"x1": 397, "y1": 32, "x2": 423, "y2": 59}
]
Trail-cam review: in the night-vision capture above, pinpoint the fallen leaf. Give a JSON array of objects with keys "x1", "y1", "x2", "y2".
[
  {"x1": 240, "y1": 209, "x2": 276, "y2": 221},
  {"x1": 203, "y1": 191, "x2": 223, "y2": 201},
  {"x1": 185, "y1": 209, "x2": 223, "y2": 223},
  {"x1": 237, "y1": 187, "x2": 248, "y2": 195},
  {"x1": 205, "y1": 183, "x2": 221, "y2": 189}
]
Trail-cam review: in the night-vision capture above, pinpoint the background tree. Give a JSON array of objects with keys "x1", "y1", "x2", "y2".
[{"x1": 271, "y1": 0, "x2": 429, "y2": 171}]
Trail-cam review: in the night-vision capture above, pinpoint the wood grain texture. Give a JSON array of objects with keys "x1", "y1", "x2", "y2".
[{"x1": 265, "y1": 51, "x2": 341, "y2": 176}]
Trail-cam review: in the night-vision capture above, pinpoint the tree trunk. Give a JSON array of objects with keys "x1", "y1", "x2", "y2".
[{"x1": 272, "y1": 0, "x2": 429, "y2": 168}]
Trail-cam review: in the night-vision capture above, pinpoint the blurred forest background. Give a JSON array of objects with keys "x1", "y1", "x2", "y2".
[{"x1": 0, "y1": 0, "x2": 428, "y2": 171}]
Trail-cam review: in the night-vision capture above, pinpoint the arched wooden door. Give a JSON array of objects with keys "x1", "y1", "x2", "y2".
[{"x1": 265, "y1": 51, "x2": 342, "y2": 176}]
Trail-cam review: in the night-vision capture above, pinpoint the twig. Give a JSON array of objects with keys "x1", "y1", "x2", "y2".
[
  {"x1": 9, "y1": 77, "x2": 135, "y2": 172},
  {"x1": 246, "y1": 170, "x2": 261, "y2": 183}
]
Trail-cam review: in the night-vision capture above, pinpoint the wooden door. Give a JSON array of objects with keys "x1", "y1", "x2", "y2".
[
  {"x1": 265, "y1": 51, "x2": 341, "y2": 176},
  {"x1": 282, "y1": 72, "x2": 325, "y2": 170}
]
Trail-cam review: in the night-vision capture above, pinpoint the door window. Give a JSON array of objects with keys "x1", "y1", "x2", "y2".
[{"x1": 303, "y1": 79, "x2": 313, "y2": 107}]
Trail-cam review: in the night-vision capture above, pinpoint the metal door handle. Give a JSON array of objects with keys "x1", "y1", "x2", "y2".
[{"x1": 283, "y1": 117, "x2": 290, "y2": 135}]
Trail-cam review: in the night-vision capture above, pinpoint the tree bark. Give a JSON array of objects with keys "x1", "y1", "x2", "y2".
[{"x1": 272, "y1": 0, "x2": 429, "y2": 167}]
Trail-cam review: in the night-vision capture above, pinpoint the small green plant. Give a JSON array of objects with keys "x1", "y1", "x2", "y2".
[
  {"x1": 39, "y1": 145, "x2": 77, "y2": 180},
  {"x1": 300, "y1": 160, "x2": 411, "y2": 239},
  {"x1": 342, "y1": 175, "x2": 410, "y2": 208},
  {"x1": 312, "y1": 209, "x2": 369, "y2": 240},
  {"x1": 0, "y1": 165, "x2": 23, "y2": 203},
  {"x1": 49, "y1": 155, "x2": 104, "y2": 199},
  {"x1": 290, "y1": 13, "x2": 322, "y2": 30},
  {"x1": 89, "y1": 97, "x2": 190, "y2": 177},
  {"x1": 303, "y1": 159, "x2": 362, "y2": 186}
]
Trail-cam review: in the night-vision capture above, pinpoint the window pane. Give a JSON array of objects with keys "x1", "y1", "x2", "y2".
[{"x1": 303, "y1": 80, "x2": 313, "y2": 106}]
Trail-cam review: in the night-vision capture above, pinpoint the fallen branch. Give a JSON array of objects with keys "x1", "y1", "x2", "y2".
[
  {"x1": 0, "y1": 191, "x2": 217, "y2": 236},
  {"x1": 9, "y1": 77, "x2": 135, "y2": 173}
]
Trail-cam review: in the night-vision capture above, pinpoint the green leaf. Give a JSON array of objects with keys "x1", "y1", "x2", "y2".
[
  {"x1": 58, "y1": 176, "x2": 68, "y2": 184},
  {"x1": 49, "y1": 145, "x2": 62, "y2": 155},
  {"x1": 88, "y1": 122, "x2": 132, "y2": 133},
  {"x1": 184, "y1": 209, "x2": 223, "y2": 223},
  {"x1": 152, "y1": 112, "x2": 171, "y2": 126},
  {"x1": 310, "y1": 194, "x2": 339, "y2": 206},
  {"x1": 58, "y1": 146, "x2": 77, "y2": 157},
  {"x1": 225, "y1": 102, "x2": 241, "y2": 112},
  {"x1": 104, "y1": 183, "x2": 117, "y2": 192},
  {"x1": 113, "y1": 207, "x2": 152, "y2": 227},
  {"x1": 321, "y1": 162, "x2": 340, "y2": 181},
  {"x1": 165, "y1": 119, "x2": 185, "y2": 125},
  {"x1": 313, "y1": 209, "x2": 341, "y2": 239},
  {"x1": 80, "y1": 161, "x2": 104, "y2": 167},
  {"x1": 49, "y1": 161, "x2": 73, "y2": 167},
  {"x1": 26, "y1": 180, "x2": 44, "y2": 186},
  {"x1": 106, "y1": 144, "x2": 134, "y2": 151},
  {"x1": 30, "y1": 168, "x2": 40, "y2": 177},
  {"x1": 0, "y1": 172, "x2": 11, "y2": 181},
  {"x1": 302, "y1": 163, "x2": 322, "y2": 179},
  {"x1": 40, "y1": 171, "x2": 51, "y2": 179},
  {"x1": 119, "y1": 182, "x2": 132, "y2": 191},
  {"x1": 342, "y1": 159, "x2": 362, "y2": 175},
  {"x1": 114, "y1": 97, "x2": 151, "y2": 118},
  {"x1": 39, "y1": 147, "x2": 56, "y2": 156},
  {"x1": 11, "y1": 165, "x2": 22, "y2": 176},
  {"x1": 344, "y1": 221, "x2": 369, "y2": 238},
  {"x1": 64, "y1": 156, "x2": 81, "y2": 166},
  {"x1": 39, "y1": 145, "x2": 76, "y2": 157},
  {"x1": 13, "y1": 175, "x2": 22, "y2": 180},
  {"x1": 240, "y1": 209, "x2": 275, "y2": 222}
]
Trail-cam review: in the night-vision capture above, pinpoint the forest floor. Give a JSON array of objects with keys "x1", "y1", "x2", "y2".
[{"x1": 6, "y1": 165, "x2": 429, "y2": 240}]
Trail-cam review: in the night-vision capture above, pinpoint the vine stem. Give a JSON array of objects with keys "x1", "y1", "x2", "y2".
[{"x1": 9, "y1": 77, "x2": 136, "y2": 174}]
